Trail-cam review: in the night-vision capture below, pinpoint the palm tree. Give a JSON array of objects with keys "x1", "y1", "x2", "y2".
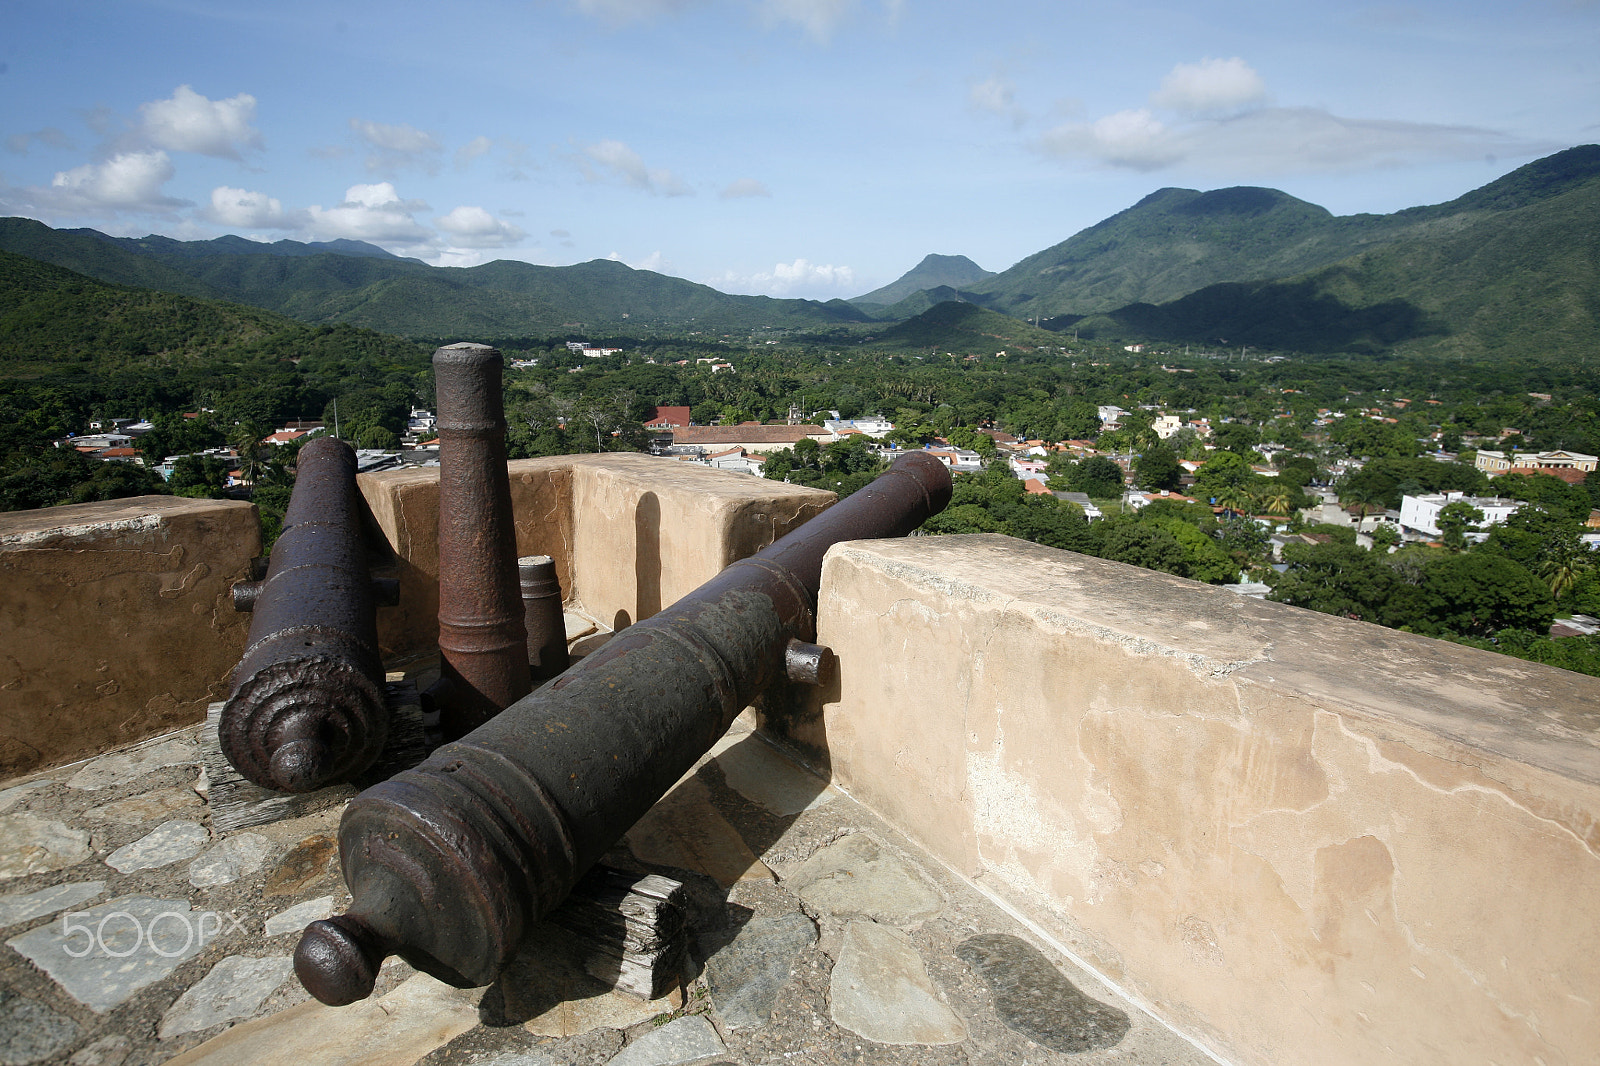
[
  {"x1": 1339, "y1": 486, "x2": 1383, "y2": 533},
  {"x1": 229, "y1": 420, "x2": 267, "y2": 487},
  {"x1": 1216, "y1": 484, "x2": 1256, "y2": 518},
  {"x1": 1539, "y1": 536, "x2": 1595, "y2": 602},
  {"x1": 1260, "y1": 488, "x2": 1290, "y2": 518}
]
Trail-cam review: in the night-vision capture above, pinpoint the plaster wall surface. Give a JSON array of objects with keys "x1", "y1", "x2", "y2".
[
  {"x1": 359, "y1": 454, "x2": 834, "y2": 652},
  {"x1": 766, "y1": 533, "x2": 1600, "y2": 1066},
  {"x1": 0, "y1": 496, "x2": 259, "y2": 776}
]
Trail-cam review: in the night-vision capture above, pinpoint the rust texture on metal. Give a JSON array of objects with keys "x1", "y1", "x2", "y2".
[
  {"x1": 519, "y1": 554, "x2": 570, "y2": 681},
  {"x1": 293, "y1": 451, "x2": 952, "y2": 1004},
  {"x1": 220, "y1": 436, "x2": 389, "y2": 793},
  {"x1": 431, "y1": 342, "x2": 532, "y2": 738}
]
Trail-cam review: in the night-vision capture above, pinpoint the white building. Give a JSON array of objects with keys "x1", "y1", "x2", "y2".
[
  {"x1": 1474, "y1": 449, "x2": 1598, "y2": 475},
  {"x1": 822, "y1": 417, "x2": 894, "y2": 439},
  {"x1": 1399, "y1": 492, "x2": 1521, "y2": 540},
  {"x1": 923, "y1": 446, "x2": 984, "y2": 473},
  {"x1": 1010, "y1": 457, "x2": 1049, "y2": 480}
]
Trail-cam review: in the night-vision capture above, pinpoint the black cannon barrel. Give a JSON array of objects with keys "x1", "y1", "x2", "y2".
[
  {"x1": 293, "y1": 451, "x2": 952, "y2": 1005},
  {"x1": 221, "y1": 436, "x2": 388, "y2": 793},
  {"x1": 431, "y1": 343, "x2": 532, "y2": 739}
]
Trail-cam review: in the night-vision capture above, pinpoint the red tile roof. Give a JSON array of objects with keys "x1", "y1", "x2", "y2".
[{"x1": 644, "y1": 405, "x2": 693, "y2": 428}]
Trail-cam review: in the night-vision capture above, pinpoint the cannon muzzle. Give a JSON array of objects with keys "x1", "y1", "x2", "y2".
[
  {"x1": 221, "y1": 436, "x2": 389, "y2": 793},
  {"x1": 295, "y1": 451, "x2": 952, "y2": 1003}
]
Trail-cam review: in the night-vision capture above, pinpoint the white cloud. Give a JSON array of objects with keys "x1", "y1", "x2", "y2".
[
  {"x1": 38, "y1": 150, "x2": 186, "y2": 214},
  {"x1": 608, "y1": 249, "x2": 670, "y2": 273},
  {"x1": 1041, "y1": 108, "x2": 1182, "y2": 171},
  {"x1": 1150, "y1": 57, "x2": 1268, "y2": 115},
  {"x1": 205, "y1": 185, "x2": 302, "y2": 229},
  {"x1": 970, "y1": 75, "x2": 1014, "y2": 114},
  {"x1": 759, "y1": 0, "x2": 854, "y2": 40},
  {"x1": 6, "y1": 128, "x2": 74, "y2": 154},
  {"x1": 138, "y1": 86, "x2": 262, "y2": 159},
  {"x1": 455, "y1": 135, "x2": 494, "y2": 170},
  {"x1": 578, "y1": 140, "x2": 693, "y2": 195},
  {"x1": 970, "y1": 74, "x2": 1026, "y2": 127},
  {"x1": 1039, "y1": 58, "x2": 1525, "y2": 176},
  {"x1": 350, "y1": 118, "x2": 443, "y2": 174},
  {"x1": 304, "y1": 182, "x2": 433, "y2": 245},
  {"x1": 570, "y1": 0, "x2": 894, "y2": 39},
  {"x1": 720, "y1": 178, "x2": 771, "y2": 199},
  {"x1": 435, "y1": 205, "x2": 527, "y2": 248},
  {"x1": 1041, "y1": 105, "x2": 1522, "y2": 175},
  {"x1": 431, "y1": 248, "x2": 493, "y2": 268},
  {"x1": 709, "y1": 258, "x2": 856, "y2": 298}
]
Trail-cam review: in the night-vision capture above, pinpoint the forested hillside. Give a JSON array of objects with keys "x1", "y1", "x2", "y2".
[
  {"x1": 965, "y1": 145, "x2": 1600, "y2": 328},
  {"x1": 0, "y1": 219, "x2": 873, "y2": 337},
  {"x1": 0, "y1": 251, "x2": 431, "y2": 455}
]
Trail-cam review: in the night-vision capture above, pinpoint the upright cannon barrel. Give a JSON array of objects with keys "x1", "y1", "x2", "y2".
[
  {"x1": 431, "y1": 342, "x2": 532, "y2": 738},
  {"x1": 294, "y1": 451, "x2": 953, "y2": 1005},
  {"x1": 221, "y1": 436, "x2": 389, "y2": 793}
]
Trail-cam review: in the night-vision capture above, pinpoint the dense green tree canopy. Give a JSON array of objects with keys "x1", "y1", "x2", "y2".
[
  {"x1": 1414, "y1": 554, "x2": 1555, "y2": 636},
  {"x1": 1134, "y1": 443, "x2": 1182, "y2": 491}
]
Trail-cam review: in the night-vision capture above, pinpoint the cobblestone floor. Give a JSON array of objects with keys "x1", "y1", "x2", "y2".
[{"x1": 1, "y1": 656, "x2": 1218, "y2": 1066}]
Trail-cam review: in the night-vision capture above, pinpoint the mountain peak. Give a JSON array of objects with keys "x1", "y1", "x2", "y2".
[{"x1": 850, "y1": 253, "x2": 993, "y2": 307}]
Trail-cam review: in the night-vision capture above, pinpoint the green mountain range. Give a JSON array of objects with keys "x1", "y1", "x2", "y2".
[
  {"x1": 0, "y1": 219, "x2": 872, "y2": 337},
  {"x1": 963, "y1": 145, "x2": 1600, "y2": 323},
  {"x1": 2, "y1": 144, "x2": 1597, "y2": 357}
]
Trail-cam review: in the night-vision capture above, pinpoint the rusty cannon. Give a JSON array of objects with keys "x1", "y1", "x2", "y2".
[
  {"x1": 429, "y1": 342, "x2": 533, "y2": 740},
  {"x1": 221, "y1": 436, "x2": 396, "y2": 794},
  {"x1": 292, "y1": 450, "x2": 953, "y2": 1005}
]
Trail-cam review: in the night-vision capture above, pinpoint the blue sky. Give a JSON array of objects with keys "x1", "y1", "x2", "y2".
[{"x1": 3, "y1": 0, "x2": 1596, "y2": 301}]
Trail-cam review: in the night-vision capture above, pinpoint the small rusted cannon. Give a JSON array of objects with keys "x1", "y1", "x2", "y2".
[
  {"x1": 519, "y1": 554, "x2": 570, "y2": 682},
  {"x1": 221, "y1": 436, "x2": 393, "y2": 793},
  {"x1": 293, "y1": 451, "x2": 952, "y2": 1004}
]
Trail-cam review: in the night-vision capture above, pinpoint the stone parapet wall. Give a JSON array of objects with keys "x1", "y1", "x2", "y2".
[
  {"x1": 0, "y1": 458, "x2": 831, "y2": 777},
  {"x1": 358, "y1": 454, "x2": 836, "y2": 655},
  {"x1": 0, "y1": 496, "x2": 260, "y2": 777},
  {"x1": 764, "y1": 533, "x2": 1600, "y2": 1066}
]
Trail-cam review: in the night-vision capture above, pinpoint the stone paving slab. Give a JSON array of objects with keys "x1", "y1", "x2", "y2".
[
  {"x1": 0, "y1": 881, "x2": 106, "y2": 929},
  {"x1": 0, "y1": 714, "x2": 1218, "y2": 1066},
  {"x1": 160, "y1": 972, "x2": 481, "y2": 1066},
  {"x1": 156, "y1": 954, "x2": 294, "y2": 1039}
]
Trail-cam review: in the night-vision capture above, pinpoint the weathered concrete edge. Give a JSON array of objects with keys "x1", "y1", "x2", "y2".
[{"x1": 838, "y1": 534, "x2": 1600, "y2": 791}]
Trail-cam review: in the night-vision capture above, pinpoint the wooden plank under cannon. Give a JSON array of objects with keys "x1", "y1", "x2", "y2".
[{"x1": 548, "y1": 865, "x2": 688, "y2": 1000}]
